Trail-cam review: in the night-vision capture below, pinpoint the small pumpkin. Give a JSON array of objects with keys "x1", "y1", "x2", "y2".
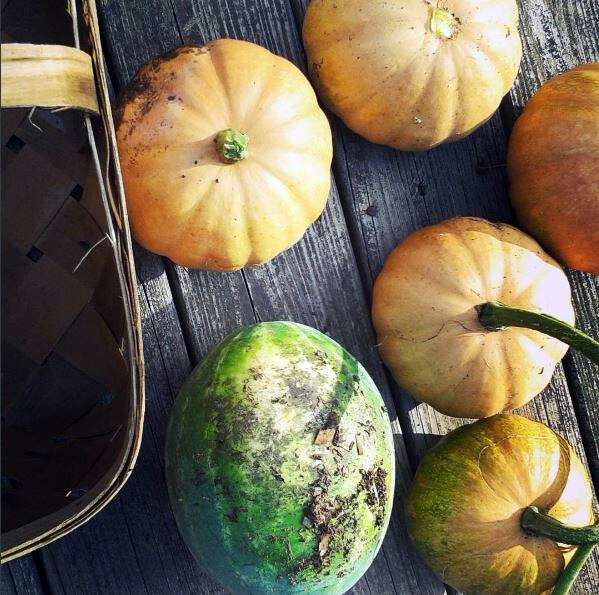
[
  {"x1": 303, "y1": 0, "x2": 522, "y2": 150},
  {"x1": 116, "y1": 40, "x2": 332, "y2": 270},
  {"x1": 406, "y1": 414, "x2": 596, "y2": 595},
  {"x1": 508, "y1": 63, "x2": 599, "y2": 274},
  {"x1": 372, "y1": 217, "x2": 575, "y2": 418}
]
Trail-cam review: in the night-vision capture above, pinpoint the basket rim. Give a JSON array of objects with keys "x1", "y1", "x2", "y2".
[{"x1": 1, "y1": 0, "x2": 145, "y2": 562}]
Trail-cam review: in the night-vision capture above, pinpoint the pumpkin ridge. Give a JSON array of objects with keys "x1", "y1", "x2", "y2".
[
  {"x1": 417, "y1": 231, "x2": 487, "y2": 301},
  {"x1": 406, "y1": 47, "x2": 459, "y2": 146},
  {"x1": 386, "y1": 53, "x2": 447, "y2": 145},
  {"x1": 446, "y1": 230, "x2": 497, "y2": 300},
  {"x1": 498, "y1": 335, "x2": 528, "y2": 410},
  {"x1": 205, "y1": 42, "x2": 235, "y2": 124},
  {"x1": 459, "y1": 23, "x2": 521, "y2": 89},
  {"x1": 455, "y1": 32, "x2": 513, "y2": 92},
  {"x1": 247, "y1": 159, "x2": 316, "y2": 222},
  {"x1": 448, "y1": 345, "x2": 491, "y2": 413},
  {"x1": 236, "y1": 165, "x2": 312, "y2": 265},
  {"x1": 507, "y1": 265, "x2": 557, "y2": 307},
  {"x1": 245, "y1": 62, "x2": 324, "y2": 134},
  {"x1": 335, "y1": 26, "x2": 432, "y2": 139},
  {"x1": 177, "y1": 59, "x2": 230, "y2": 130},
  {"x1": 238, "y1": 58, "x2": 278, "y2": 125},
  {"x1": 167, "y1": 173, "x2": 227, "y2": 259},
  {"x1": 254, "y1": 158, "x2": 322, "y2": 211},
  {"x1": 475, "y1": 434, "x2": 565, "y2": 508},
  {"x1": 430, "y1": 45, "x2": 461, "y2": 142},
  {"x1": 444, "y1": 41, "x2": 500, "y2": 134},
  {"x1": 349, "y1": 38, "x2": 428, "y2": 118},
  {"x1": 230, "y1": 169, "x2": 254, "y2": 264}
]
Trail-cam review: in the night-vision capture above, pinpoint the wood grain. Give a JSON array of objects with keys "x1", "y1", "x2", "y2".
[
  {"x1": 5, "y1": 0, "x2": 598, "y2": 593},
  {"x1": 1, "y1": 555, "x2": 45, "y2": 595},
  {"x1": 502, "y1": 0, "x2": 599, "y2": 493},
  {"x1": 158, "y1": 1, "x2": 444, "y2": 592},
  {"x1": 35, "y1": 248, "x2": 225, "y2": 595}
]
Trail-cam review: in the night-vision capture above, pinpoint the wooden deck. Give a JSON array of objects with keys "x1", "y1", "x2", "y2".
[{"x1": 3, "y1": 0, "x2": 598, "y2": 593}]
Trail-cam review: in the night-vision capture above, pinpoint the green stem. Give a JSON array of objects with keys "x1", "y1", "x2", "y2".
[
  {"x1": 521, "y1": 507, "x2": 599, "y2": 545},
  {"x1": 521, "y1": 507, "x2": 599, "y2": 594},
  {"x1": 476, "y1": 301, "x2": 599, "y2": 365},
  {"x1": 552, "y1": 543, "x2": 596, "y2": 595},
  {"x1": 215, "y1": 128, "x2": 249, "y2": 163},
  {"x1": 430, "y1": 7, "x2": 459, "y2": 40}
]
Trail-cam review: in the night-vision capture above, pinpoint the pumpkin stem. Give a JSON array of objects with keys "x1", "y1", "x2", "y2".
[
  {"x1": 476, "y1": 301, "x2": 599, "y2": 365},
  {"x1": 430, "y1": 7, "x2": 459, "y2": 40},
  {"x1": 521, "y1": 506, "x2": 599, "y2": 545},
  {"x1": 521, "y1": 507, "x2": 599, "y2": 595},
  {"x1": 552, "y1": 543, "x2": 596, "y2": 595},
  {"x1": 215, "y1": 128, "x2": 249, "y2": 163}
]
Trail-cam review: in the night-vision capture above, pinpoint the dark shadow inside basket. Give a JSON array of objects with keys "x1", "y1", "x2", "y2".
[{"x1": 1, "y1": 0, "x2": 139, "y2": 556}]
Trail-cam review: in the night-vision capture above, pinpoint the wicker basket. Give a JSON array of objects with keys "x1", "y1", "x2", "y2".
[{"x1": 1, "y1": 0, "x2": 144, "y2": 561}]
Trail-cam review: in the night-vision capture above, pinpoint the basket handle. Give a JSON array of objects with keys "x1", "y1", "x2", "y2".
[{"x1": 1, "y1": 43, "x2": 99, "y2": 114}]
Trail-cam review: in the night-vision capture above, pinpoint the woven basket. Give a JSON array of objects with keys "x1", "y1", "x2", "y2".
[{"x1": 1, "y1": 0, "x2": 144, "y2": 561}]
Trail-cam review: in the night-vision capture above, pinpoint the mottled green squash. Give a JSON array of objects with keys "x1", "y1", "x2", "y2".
[{"x1": 166, "y1": 322, "x2": 395, "y2": 594}]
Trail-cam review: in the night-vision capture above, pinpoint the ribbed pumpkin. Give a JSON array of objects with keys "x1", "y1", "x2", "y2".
[
  {"x1": 508, "y1": 63, "x2": 599, "y2": 274},
  {"x1": 116, "y1": 40, "x2": 332, "y2": 270},
  {"x1": 407, "y1": 414, "x2": 595, "y2": 594},
  {"x1": 303, "y1": 0, "x2": 522, "y2": 150},
  {"x1": 372, "y1": 217, "x2": 574, "y2": 418}
]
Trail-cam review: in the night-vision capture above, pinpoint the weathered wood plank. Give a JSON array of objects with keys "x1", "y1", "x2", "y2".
[
  {"x1": 9, "y1": 4, "x2": 225, "y2": 593},
  {"x1": 34, "y1": 248, "x2": 224, "y2": 595},
  {"x1": 565, "y1": 273, "x2": 599, "y2": 485},
  {"x1": 32, "y1": 0, "x2": 442, "y2": 593},
  {"x1": 502, "y1": 0, "x2": 599, "y2": 492},
  {"x1": 285, "y1": 0, "x2": 599, "y2": 592},
  {"x1": 1, "y1": 555, "x2": 45, "y2": 595},
  {"x1": 159, "y1": 1, "x2": 444, "y2": 592}
]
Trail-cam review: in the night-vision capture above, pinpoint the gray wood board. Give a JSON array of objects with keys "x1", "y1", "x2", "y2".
[
  {"x1": 11, "y1": 0, "x2": 442, "y2": 593},
  {"x1": 5, "y1": 0, "x2": 597, "y2": 593},
  {"x1": 1, "y1": 555, "x2": 45, "y2": 595},
  {"x1": 501, "y1": 0, "x2": 599, "y2": 492},
  {"x1": 120, "y1": 0, "x2": 442, "y2": 591},
  {"x1": 36, "y1": 248, "x2": 225, "y2": 595}
]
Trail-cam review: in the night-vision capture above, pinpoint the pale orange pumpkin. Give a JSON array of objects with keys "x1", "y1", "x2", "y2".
[
  {"x1": 116, "y1": 39, "x2": 332, "y2": 270},
  {"x1": 303, "y1": 0, "x2": 522, "y2": 150},
  {"x1": 508, "y1": 63, "x2": 599, "y2": 274},
  {"x1": 372, "y1": 217, "x2": 574, "y2": 418}
]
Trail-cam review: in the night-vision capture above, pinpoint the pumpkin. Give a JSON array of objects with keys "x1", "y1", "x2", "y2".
[
  {"x1": 116, "y1": 40, "x2": 332, "y2": 271},
  {"x1": 371, "y1": 217, "x2": 575, "y2": 418},
  {"x1": 406, "y1": 414, "x2": 596, "y2": 594},
  {"x1": 302, "y1": 0, "x2": 522, "y2": 151},
  {"x1": 166, "y1": 322, "x2": 395, "y2": 594},
  {"x1": 507, "y1": 63, "x2": 599, "y2": 274}
]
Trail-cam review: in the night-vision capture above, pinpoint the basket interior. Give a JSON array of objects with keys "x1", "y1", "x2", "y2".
[{"x1": 1, "y1": 1, "x2": 133, "y2": 548}]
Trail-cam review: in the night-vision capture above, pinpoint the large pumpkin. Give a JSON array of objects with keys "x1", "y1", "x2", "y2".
[
  {"x1": 116, "y1": 40, "x2": 332, "y2": 270},
  {"x1": 406, "y1": 414, "x2": 595, "y2": 594},
  {"x1": 508, "y1": 63, "x2": 599, "y2": 274},
  {"x1": 372, "y1": 217, "x2": 574, "y2": 418},
  {"x1": 303, "y1": 0, "x2": 522, "y2": 150},
  {"x1": 166, "y1": 322, "x2": 395, "y2": 593}
]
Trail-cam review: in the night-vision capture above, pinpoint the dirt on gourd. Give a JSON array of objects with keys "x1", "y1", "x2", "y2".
[
  {"x1": 115, "y1": 45, "x2": 208, "y2": 135},
  {"x1": 293, "y1": 456, "x2": 388, "y2": 582}
]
